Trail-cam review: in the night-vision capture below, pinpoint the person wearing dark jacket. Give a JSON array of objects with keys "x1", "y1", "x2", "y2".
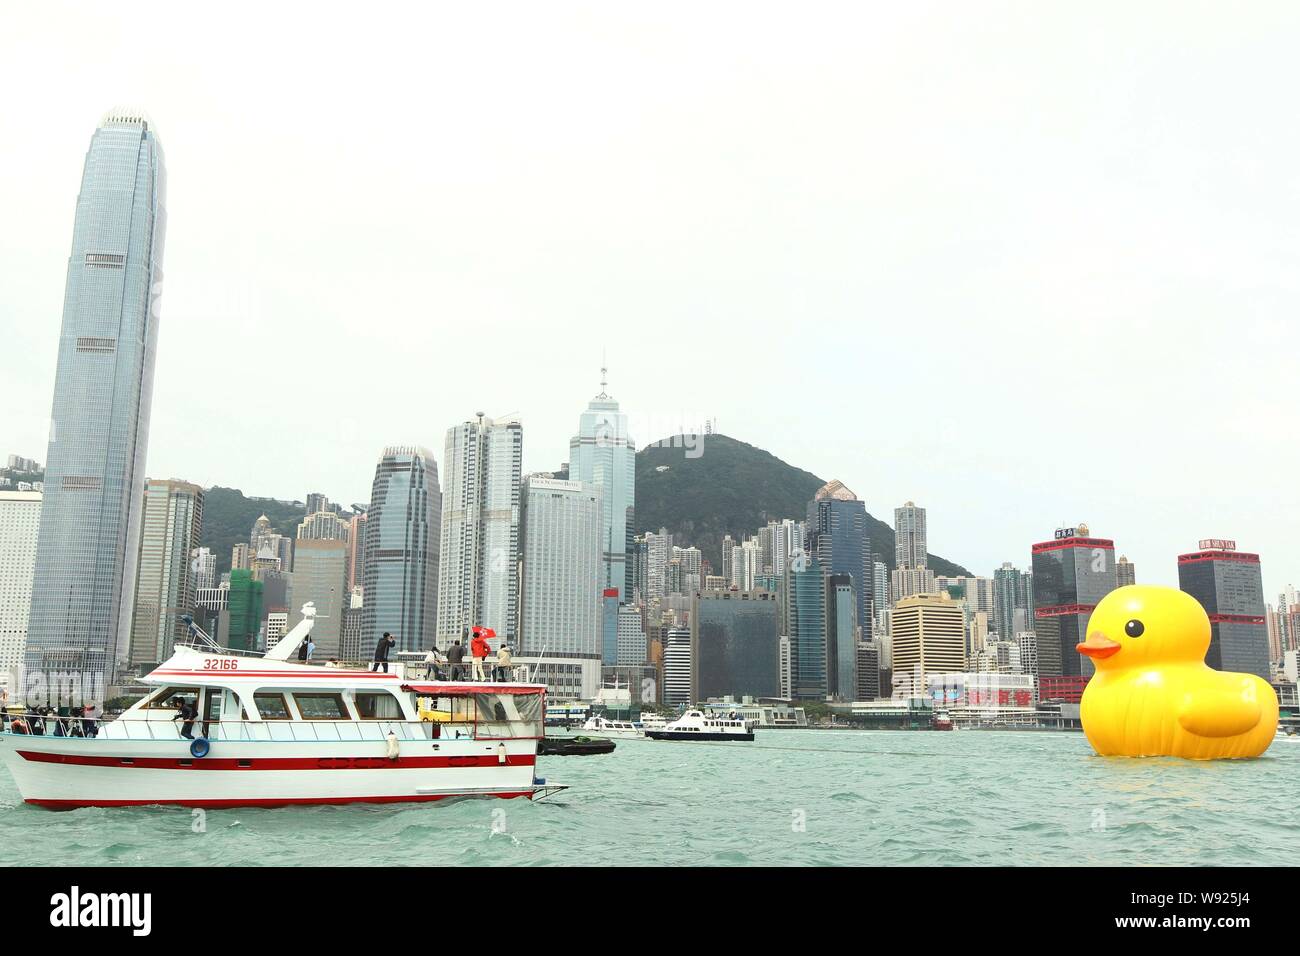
[
  {"x1": 446, "y1": 639, "x2": 466, "y2": 681},
  {"x1": 173, "y1": 699, "x2": 197, "y2": 740},
  {"x1": 372, "y1": 632, "x2": 396, "y2": 673}
]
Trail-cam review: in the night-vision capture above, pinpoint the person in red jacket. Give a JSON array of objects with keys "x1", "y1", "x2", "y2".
[{"x1": 470, "y1": 628, "x2": 492, "y2": 681}]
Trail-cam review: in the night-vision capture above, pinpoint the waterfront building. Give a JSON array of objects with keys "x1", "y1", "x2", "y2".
[
  {"x1": 856, "y1": 640, "x2": 883, "y2": 700},
  {"x1": 568, "y1": 369, "x2": 636, "y2": 599},
  {"x1": 289, "y1": 539, "x2": 348, "y2": 658},
  {"x1": 692, "y1": 590, "x2": 781, "y2": 701},
  {"x1": 127, "y1": 479, "x2": 204, "y2": 669},
  {"x1": 890, "y1": 592, "x2": 966, "y2": 694},
  {"x1": 601, "y1": 589, "x2": 619, "y2": 663},
  {"x1": 0, "y1": 491, "x2": 42, "y2": 680},
  {"x1": 363, "y1": 446, "x2": 441, "y2": 654},
  {"x1": 1117, "y1": 555, "x2": 1136, "y2": 588},
  {"x1": 437, "y1": 418, "x2": 521, "y2": 647},
  {"x1": 807, "y1": 480, "x2": 872, "y2": 639},
  {"x1": 26, "y1": 113, "x2": 167, "y2": 686},
  {"x1": 778, "y1": 636, "x2": 792, "y2": 698},
  {"x1": 662, "y1": 627, "x2": 692, "y2": 706},
  {"x1": 786, "y1": 555, "x2": 828, "y2": 699},
  {"x1": 1031, "y1": 524, "x2": 1118, "y2": 680},
  {"x1": 826, "y1": 574, "x2": 857, "y2": 699},
  {"x1": 518, "y1": 476, "x2": 602, "y2": 660},
  {"x1": 1177, "y1": 539, "x2": 1269, "y2": 680},
  {"x1": 616, "y1": 603, "x2": 646, "y2": 665}
]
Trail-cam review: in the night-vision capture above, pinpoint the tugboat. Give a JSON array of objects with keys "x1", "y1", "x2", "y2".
[
  {"x1": 645, "y1": 710, "x2": 754, "y2": 742},
  {"x1": 931, "y1": 711, "x2": 954, "y2": 731}
]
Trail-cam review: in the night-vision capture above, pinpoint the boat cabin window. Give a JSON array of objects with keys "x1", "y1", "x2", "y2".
[
  {"x1": 355, "y1": 691, "x2": 403, "y2": 720},
  {"x1": 142, "y1": 687, "x2": 200, "y2": 711},
  {"x1": 253, "y1": 692, "x2": 291, "y2": 720},
  {"x1": 474, "y1": 693, "x2": 542, "y2": 739},
  {"x1": 292, "y1": 692, "x2": 348, "y2": 720}
]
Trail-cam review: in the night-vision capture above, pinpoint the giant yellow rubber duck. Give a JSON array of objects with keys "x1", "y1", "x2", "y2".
[{"x1": 1078, "y1": 585, "x2": 1277, "y2": 759}]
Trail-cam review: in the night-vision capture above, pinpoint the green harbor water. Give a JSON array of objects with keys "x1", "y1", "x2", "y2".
[{"x1": 2, "y1": 730, "x2": 1296, "y2": 866}]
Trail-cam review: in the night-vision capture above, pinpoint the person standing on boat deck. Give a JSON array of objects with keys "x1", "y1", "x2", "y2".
[
  {"x1": 173, "y1": 698, "x2": 197, "y2": 740},
  {"x1": 495, "y1": 644, "x2": 513, "y2": 682},
  {"x1": 305, "y1": 636, "x2": 317, "y2": 662},
  {"x1": 371, "y1": 632, "x2": 396, "y2": 673},
  {"x1": 470, "y1": 629, "x2": 492, "y2": 681},
  {"x1": 83, "y1": 701, "x2": 99, "y2": 738},
  {"x1": 297, "y1": 637, "x2": 309, "y2": 661},
  {"x1": 446, "y1": 639, "x2": 466, "y2": 681}
]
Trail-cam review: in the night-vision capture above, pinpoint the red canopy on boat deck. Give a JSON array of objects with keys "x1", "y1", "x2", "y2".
[{"x1": 401, "y1": 684, "x2": 541, "y2": 695}]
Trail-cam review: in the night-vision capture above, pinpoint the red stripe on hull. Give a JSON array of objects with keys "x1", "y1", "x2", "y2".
[
  {"x1": 16, "y1": 751, "x2": 536, "y2": 771},
  {"x1": 26, "y1": 791, "x2": 537, "y2": 810}
]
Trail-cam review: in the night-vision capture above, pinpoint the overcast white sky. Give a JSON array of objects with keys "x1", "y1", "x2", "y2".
[{"x1": 1, "y1": 1, "x2": 1296, "y2": 596}]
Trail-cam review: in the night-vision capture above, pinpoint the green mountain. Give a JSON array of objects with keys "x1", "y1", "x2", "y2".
[
  {"x1": 634, "y1": 434, "x2": 970, "y2": 577},
  {"x1": 199, "y1": 487, "x2": 306, "y2": 577}
]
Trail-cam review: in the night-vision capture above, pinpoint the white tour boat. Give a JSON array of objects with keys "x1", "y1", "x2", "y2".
[
  {"x1": 0, "y1": 605, "x2": 563, "y2": 809},
  {"x1": 645, "y1": 709, "x2": 755, "y2": 742},
  {"x1": 575, "y1": 715, "x2": 644, "y2": 738}
]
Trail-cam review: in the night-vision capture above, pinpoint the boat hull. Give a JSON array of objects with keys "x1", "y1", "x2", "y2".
[
  {"x1": 0, "y1": 733, "x2": 544, "y2": 809},
  {"x1": 645, "y1": 730, "x2": 754, "y2": 742}
]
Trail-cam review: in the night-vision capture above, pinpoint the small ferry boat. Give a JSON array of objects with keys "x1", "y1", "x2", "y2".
[
  {"x1": 931, "y1": 711, "x2": 954, "y2": 731},
  {"x1": 0, "y1": 605, "x2": 563, "y2": 809},
  {"x1": 575, "y1": 715, "x2": 643, "y2": 738},
  {"x1": 645, "y1": 710, "x2": 754, "y2": 742},
  {"x1": 637, "y1": 713, "x2": 669, "y2": 732}
]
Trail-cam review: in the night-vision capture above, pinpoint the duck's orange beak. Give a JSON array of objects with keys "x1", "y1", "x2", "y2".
[{"x1": 1077, "y1": 632, "x2": 1121, "y2": 659}]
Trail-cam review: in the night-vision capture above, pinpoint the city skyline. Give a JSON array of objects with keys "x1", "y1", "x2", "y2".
[{"x1": 2, "y1": 5, "x2": 1299, "y2": 601}]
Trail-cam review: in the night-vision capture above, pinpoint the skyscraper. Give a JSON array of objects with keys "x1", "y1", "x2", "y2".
[
  {"x1": 190, "y1": 547, "x2": 216, "y2": 592},
  {"x1": 1117, "y1": 555, "x2": 1136, "y2": 587},
  {"x1": 436, "y1": 417, "x2": 521, "y2": 646},
  {"x1": 26, "y1": 112, "x2": 167, "y2": 686},
  {"x1": 127, "y1": 479, "x2": 204, "y2": 668},
  {"x1": 1031, "y1": 524, "x2": 1118, "y2": 680},
  {"x1": 806, "y1": 480, "x2": 872, "y2": 640},
  {"x1": 568, "y1": 369, "x2": 636, "y2": 599},
  {"x1": 890, "y1": 500, "x2": 935, "y2": 604},
  {"x1": 0, "y1": 491, "x2": 42, "y2": 681},
  {"x1": 890, "y1": 592, "x2": 966, "y2": 695},
  {"x1": 362, "y1": 446, "x2": 441, "y2": 654},
  {"x1": 692, "y1": 590, "x2": 781, "y2": 700},
  {"x1": 347, "y1": 512, "x2": 367, "y2": 591},
  {"x1": 787, "y1": 555, "x2": 828, "y2": 699},
  {"x1": 663, "y1": 627, "x2": 692, "y2": 706},
  {"x1": 894, "y1": 501, "x2": 928, "y2": 570},
  {"x1": 826, "y1": 574, "x2": 857, "y2": 699},
  {"x1": 1177, "y1": 539, "x2": 1269, "y2": 680},
  {"x1": 993, "y1": 562, "x2": 1033, "y2": 640},
  {"x1": 290, "y1": 539, "x2": 348, "y2": 658},
  {"x1": 518, "y1": 476, "x2": 602, "y2": 659}
]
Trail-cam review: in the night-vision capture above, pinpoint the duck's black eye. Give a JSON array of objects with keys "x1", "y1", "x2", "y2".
[{"x1": 1125, "y1": 619, "x2": 1144, "y2": 638}]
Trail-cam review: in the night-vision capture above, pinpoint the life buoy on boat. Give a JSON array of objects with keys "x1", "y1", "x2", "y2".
[
  {"x1": 190, "y1": 737, "x2": 211, "y2": 759},
  {"x1": 385, "y1": 731, "x2": 400, "y2": 761}
]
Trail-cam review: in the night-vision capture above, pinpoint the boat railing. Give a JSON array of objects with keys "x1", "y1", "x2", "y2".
[{"x1": 0, "y1": 711, "x2": 538, "y2": 743}]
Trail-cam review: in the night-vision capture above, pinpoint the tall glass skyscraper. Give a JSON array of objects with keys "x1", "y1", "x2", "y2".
[
  {"x1": 436, "y1": 417, "x2": 522, "y2": 647},
  {"x1": 806, "y1": 480, "x2": 872, "y2": 641},
  {"x1": 362, "y1": 447, "x2": 442, "y2": 654},
  {"x1": 568, "y1": 370, "x2": 636, "y2": 599},
  {"x1": 26, "y1": 112, "x2": 167, "y2": 687}
]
